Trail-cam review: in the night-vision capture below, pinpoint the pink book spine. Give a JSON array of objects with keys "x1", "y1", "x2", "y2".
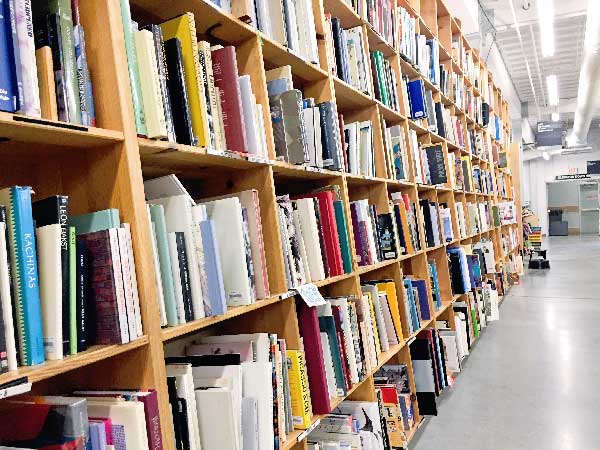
[
  {"x1": 14, "y1": 0, "x2": 40, "y2": 117},
  {"x1": 139, "y1": 390, "x2": 163, "y2": 450}
]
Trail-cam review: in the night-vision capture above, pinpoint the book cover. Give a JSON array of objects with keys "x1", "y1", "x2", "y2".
[
  {"x1": 0, "y1": 187, "x2": 44, "y2": 366},
  {"x1": 77, "y1": 228, "x2": 129, "y2": 345},
  {"x1": 0, "y1": 0, "x2": 19, "y2": 112},
  {"x1": 174, "y1": 231, "x2": 193, "y2": 322},
  {"x1": 161, "y1": 13, "x2": 211, "y2": 147},
  {"x1": 163, "y1": 38, "x2": 196, "y2": 146},
  {"x1": 269, "y1": 89, "x2": 308, "y2": 164},
  {"x1": 73, "y1": 23, "x2": 94, "y2": 126},
  {"x1": 69, "y1": 208, "x2": 120, "y2": 235},
  {"x1": 75, "y1": 239, "x2": 89, "y2": 352},
  {"x1": 333, "y1": 200, "x2": 353, "y2": 274},
  {"x1": 286, "y1": 349, "x2": 312, "y2": 429}
]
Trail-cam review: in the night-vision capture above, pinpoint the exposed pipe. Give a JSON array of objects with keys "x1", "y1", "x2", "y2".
[{"x1": 568, "y1": 0, "x2": 600, "y2": 146}]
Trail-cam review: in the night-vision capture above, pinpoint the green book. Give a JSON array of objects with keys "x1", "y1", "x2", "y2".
[
  {"x1": 492, "y1": 206, "x2": 501, "y2": 227},
  {"x1": 375, "y1": 52, "x2": 388, "y2": 106},
  {"x1": 69, "y1": 227, "x2": 77, "y2": 355},
  {"x1": 119, "y1": 0, "x2": 147, "y2": 135},
  {"x1": 148, "y1": 204, "x2": 178, "y2": 326},
  {"x1": 333, "y1": 200, "x2": 353, "y2": 274},
  {"x1": 69, "y1": 209, "x2": 121, "y2": 234},
  {"x1": 48, "y1": 0, "x2": 82, "y2": 124},
  {"x1": 318, "y1": 311, "x2": 347, "y2": 396},
  {"x1": 471, "y1": 308, "x2": 479, "y2": 338}
]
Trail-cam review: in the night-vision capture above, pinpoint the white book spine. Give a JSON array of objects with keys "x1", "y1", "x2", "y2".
[
  {"x1": 167, "y1": 232, "x2": 186, "y2": 324},
  {"x1": 14, "y1": 0, "x2": 40, "y2": 118},
  {"x1": 239, "y1": 75, "x2": 260, "y2": 155},
  {"x1": 108, "y1": 228, "x2": 130, "y2": 343},
  {"x1": 117, "y1": 228, "x2": 138, "y2": 339},
  {"x1": 149, "y1": 219, "x2": 167, "y2": 327},
  {"x1": 123, "y1": 224, "x2": 143, "y2": 337},
  {"x1": 36, "y1": 225, "x2": 63, "y2": 361},
  {"x1": 0, "y1": 223, "x2": 17, "y2": 371}
]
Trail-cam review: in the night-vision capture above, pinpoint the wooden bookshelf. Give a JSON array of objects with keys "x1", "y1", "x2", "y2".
[{"x1": 0, "y1": 0, "x2": 523, "y2": 448}]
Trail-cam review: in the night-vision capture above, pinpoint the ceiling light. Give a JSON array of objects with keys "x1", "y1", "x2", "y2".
[
  {"x1": 552, "y1": 112, "x2": 559, "y2": 121},
  {"x1": 542, "y1": 151, "x2": 550, "y2": 160},
  {"x1": 537, "y1": 0, "x2": 555, "y2": 57},
  {"x1": 547, "y1": 75, "x2": 559, "y2": 106}
]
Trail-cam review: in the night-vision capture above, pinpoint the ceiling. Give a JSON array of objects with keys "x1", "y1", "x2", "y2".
[{"x1": 478, "y1": 0, "x2": 588, "y2": 123}]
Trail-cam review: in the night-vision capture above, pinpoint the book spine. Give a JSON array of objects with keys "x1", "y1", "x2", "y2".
[
  {"x1": 108, "y1": 228, "x2": 129, "y2": 343},
  {"x1": 140, "y1": 390, "x2": 164, "y2": 450},
  {"x1": 196, "y1": 41, "x2": 216, "y2": 149},
  {"x1": 286, "y1": 349, "x2": 312, "y2": 429},
  {"x1": 150, "y1": 25, "x2": 175, "y2": 143},
  {"x1": 13, "y1": 0, "x2": 40, "y2": 117},
  {"x1": 0, "y1": 0, "x2": 19, "y2": 112},
  {"x1": 46, "y1": 13, "x2": 68, "y2": 121},
  {"x1": 73, "y1": 24, "x2": 95, "y2": 126},
  {"x1": 51, "y1": 0, "x2": 80, "y2": 123},
  {"x1": 119, "y1": 0, "x2": 146, "y2": 134},
  {"x1": 75, "y1": 239, "x2": 88, "y2": 352},
  {"x1": 68, "y1": 226, "x2": 76, "y2": 355},
  {"x1": 201, "y1": 41, "x2": 225, "y2": 150},
  {"x1": 123, "y1": 224, "x2": 142, "y2": 336},
  {"x1": 117, "y1": 227, "x2": 137, "y2": 339},
  {"x1": 175, "y1": 232, "x2": 193, "y2": 322},
  {"x1": 9, "y1": 187, "x2": 44, "y2": 365},
  {"x1": 6, "y1": 0, "x2": 23, "y2": 112}
]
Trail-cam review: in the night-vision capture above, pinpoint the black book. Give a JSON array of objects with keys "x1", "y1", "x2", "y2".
[
  {"x1": 165, "y1": 353, "x2": 242, "y2": 366},
  {"x1": 164, "y1": 38, "x2": 196, "y2": 146},
  {"x1": 174, "y1": 232, "x2": 193, "y2": 322},
  {"x1": 318, "y1": 101, "x2": 341, "y2": 170},
  {"x1": 425, "y1": 145, "x2": 448, "y2": 185},
  {"x1": 448, "y1": 251, "x2": 467, "y2": 295},
  {"x1": 419, "y1": 199, "x2": 435, "y2": 248},
  {"x1": 46, "y1": 13, "x2": 69, "y2": 123},
  {"x1": 461, "y1": 159, "x2": 472, "y2": 192},
  {"x1": 370, "y1": 54, "x2": 381, "y2": 101},
  {"x1": 167, "y1": 376, "x2": 190, "y2": 450},
  {"x1": 32, "y1": 195, "x2": 70, "y2": 355},
  {"x1": 434, "y1": 102, "x2": 445, "y2": 138},
  {"x1": 331, "y1": 18, "x2": 348, "y2": 82},
  {"x1": 0, "y1": 206, "x2": 17, "y2": 366},
  {"x1": 376, "y1": 213, "x2": 398, "y2": 260},
  {"x1": 375, "y1": 389, "x2": 392, "y2": 450},
  {"x1": 409, "y1": 338, "x2": 437, "y2": 416},
  {"x1": 392, "y1": 204, "x2": 407, "y2": 255},
  {"x1": 145, "y1": 24, "x2": 176, "y2": 143},
  {"x1": 482, "y1": 102, "x2": 490, "y2": 126},
  {"x1": 76, "y1": 240, "x2": 92, "y2": 352}
]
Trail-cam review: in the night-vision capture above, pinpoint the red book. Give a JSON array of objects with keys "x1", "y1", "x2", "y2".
[
  {"x1": 211, "y1": 46, "x2": 249, "y2": 154},
  {"x1": 296, "y1": 300, "x2": 332, "y2": 414},
  {"x1": 332, "y1": 305, "x2": 352, "y2": 390},
  {"x1": 294, "y1": 191, "x2": 343, "y2": 276}
]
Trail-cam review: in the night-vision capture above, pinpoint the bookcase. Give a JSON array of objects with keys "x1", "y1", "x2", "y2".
[{"x1": 0, "y1": 0, "x2": 522, "y2": 448}]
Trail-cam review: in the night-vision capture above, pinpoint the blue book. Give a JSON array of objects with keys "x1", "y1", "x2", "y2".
[
  {"x1": 412, "y1": 279, "x2": 431, "y2": 321},
  {"x1": 0, "y1": 0, "x2": 18, "y2": 112},
  {"x1": 267, "y1": 78, "x2": 290, "y2": 97},
  {"x1": 428, "y1": 261, "x2": 442, "y2": 310},
  {"x1": 403, "y1": 278, "x2": 420, "y2": 332},
  {"x1": 200, "y1": 219, "x2": 227, "y2": 316},
  {"x1": 89, "y1": 422, "x2": 108, "y2": 450},
  {"x1": 0, "y1": 186, "x2": 44, "y2": 366},
  {"x1": 407, "y1": 79, "x2": 427, "y2": 120}
]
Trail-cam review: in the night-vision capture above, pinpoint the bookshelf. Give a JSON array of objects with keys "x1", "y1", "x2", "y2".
[{"x1": 0, "y1": 0, "x2": 522, "y2": 448}]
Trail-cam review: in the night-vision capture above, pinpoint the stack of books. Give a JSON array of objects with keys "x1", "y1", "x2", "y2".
[
  {"x1": 0, "y1": 0, "x2": 96, "y2": 125},
  {"x1": 371, "y1": 51, "x2": 400, "y2": 112},
  {"x1": 0, "y1": 186, "x2": 142, "y2": 374},
  {"x1": 166, "y1": 333, "x2": 312, "y2": 450},
  {"x1": 277, "y1": 185, "x2": 353, "y2": 289},
  {"x1": 382, "y1": 122, "x2": 410, "y2": 181},
  {"x1": 402, "y1": 277, "x2": 432, "y2": 335},
  {"x1": 343, "y1": 120, "x2": 375, "y2": 177},
  {"x1": 145, "y1": 174, "x2": 270, "y2": 327},
  {"x1": 390, "y1": 192, "x2": 422, "y2": 255}
]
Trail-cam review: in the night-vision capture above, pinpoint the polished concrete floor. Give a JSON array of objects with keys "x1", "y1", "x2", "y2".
[{"x1": 411, "y1": 235, "x2": 600, "y2": 450}]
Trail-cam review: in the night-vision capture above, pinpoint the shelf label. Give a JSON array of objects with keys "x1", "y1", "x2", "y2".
[
  {"x1": 296, "y1": 283, "x2": 326, "y2": 307},
  {"x1": 297, "y1": 418, "x2": 321, "y2": 442}
]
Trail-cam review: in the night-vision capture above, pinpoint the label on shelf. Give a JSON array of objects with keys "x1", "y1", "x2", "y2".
[
  {"x1": 296, "y1": 283, "x2": 326, "y2": 307},
  {"x1": 297, "y1": 418, "x2": 321, "y2": 442}
]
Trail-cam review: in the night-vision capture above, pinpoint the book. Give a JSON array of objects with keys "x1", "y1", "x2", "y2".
[
  {"x1": 12, "y1": 0, "x2": 40, "y2": 118},
  {"x1": 77, "y1": 228, "x2": 129, "y2": 344},
  {"x1": 211, "y1": 46, "x2": 248, "y2": 153},
  {"x1": 0, "y1": 221, "x2": 17, "y2": 371},
  {"x1": 286, "y1": 349, "x2": 312, "y2": 429},
  {"x1": 0, "y1": 0, "x2": 19, "y2": 113},
  {"x1": 161, "y1": 13, "x2": 211, "y2": 147},
  {"x1": 0, "y1": 187, "x2": 44, "y2": 366},
  {"x1": 269, "y1": 89, "x2": 308, "y2": 164}
]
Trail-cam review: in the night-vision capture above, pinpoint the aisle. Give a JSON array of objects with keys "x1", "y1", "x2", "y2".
[{"x1": 411, "y1": 235, "x2": 600, "y2": 450}]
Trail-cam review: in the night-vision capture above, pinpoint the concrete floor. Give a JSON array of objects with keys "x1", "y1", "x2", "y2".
[{"x1": 411, "y1": 235, "x2": 600, "y2": 450}]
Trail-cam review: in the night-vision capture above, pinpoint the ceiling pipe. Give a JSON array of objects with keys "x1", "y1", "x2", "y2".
[{"x1": 567, "y1": 0, "x2": 600, "y2": 146}]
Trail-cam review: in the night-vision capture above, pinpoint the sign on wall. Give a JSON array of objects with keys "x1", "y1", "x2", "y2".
[{"x1": 536, "y1": 121, "x2": 564, "y2": 147}]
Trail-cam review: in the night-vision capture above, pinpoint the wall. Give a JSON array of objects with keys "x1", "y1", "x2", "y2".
[{"x1": 522, "y1": 128, "x2": 600, "y2": 234}]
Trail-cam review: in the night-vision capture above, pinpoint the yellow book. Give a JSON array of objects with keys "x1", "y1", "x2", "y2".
[
  {"x1": 286, "y1": 349, "x2": 313, "y2": 429},
  {"x1": 376, "y1": 281, "x2": 404, "y2": 340},
  {"x1": 160, "y1": 13, "x2": 211, "y2": 147}
]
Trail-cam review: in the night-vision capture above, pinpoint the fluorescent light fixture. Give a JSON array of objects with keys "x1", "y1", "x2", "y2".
[
  {"x1": 552, "y1": 112, "x2": 559, "y2": 121},
  {"x1": 542, "y1": 151, "x2": 550, "y2": 161},
  {"x1": 537, "y1": 0, "x2": 555, "y2": 57},
  {"x1": 547, "y1": 75, "x2": 559, "y2": 106}
]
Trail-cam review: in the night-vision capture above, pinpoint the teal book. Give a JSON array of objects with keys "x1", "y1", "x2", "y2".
[
  {"x1": 69, "y1": 209, "x2": 121, "y2": 234},
  {"x1": 318, "y1": 312, "x2": 346, "y2": 396},
  {"x1": 69, "y1": 227, "x2": 77, "y2": 355},
  {"x1": 428, "y1": 260, "x2": 442, "y2": 310},
  {"x1": 0, "y1": 186, "x2": 45, "y2": 366},
  {"x1": 333, "y1": 201, "x2": 353, "y2": 274},
  {"x1": 48, "y1": 0, "x2": 82, "y2": 124},
  {"x1": 119, "y1": 0, "x2": 147, "y2": 135},
  {"x1": 148, "y1": 204, "x2": 177, "y2": 326},
  {"x1": 403, "y1": 278, "x2": 420, "y2": 332}
]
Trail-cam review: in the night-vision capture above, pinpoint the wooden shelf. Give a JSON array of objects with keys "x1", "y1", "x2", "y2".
[
  {"x1": 332, "y1": 77, "x2": 376, "y2": 111},
  {"x1": 0, "y1": 337, "x2": 148, "y2": 386}
]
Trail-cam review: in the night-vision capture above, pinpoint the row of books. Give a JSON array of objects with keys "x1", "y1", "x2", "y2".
[
  {"x1": 472, "y1": 165, "x2": 494, "y2": 194},
  {"x1": 276, "y1": 186, "x2": 353, "y2": 289},
  {"x1": 0, "y1": 0, "x2": 95, "y2": 125},
  {"x1": 372, "y1": 51, "x2": 400, "y2": 112},
  {"x1": 209, "y1": 0, "x2": 319, "y2": 65},
  {"x1": 344, "y1": 120, "x2": 375, "y2": 177},
  {"x1": 0, "y1": 186, "x2": 142, "y2": 372},
  {"x1": 165, "y1": 332, "x2": 311, "y2": 450},
  {"x1": 267, "y1": 66, "x2": 344, "y2": 170},
  {"x1": 144, "y1": 175, "x2": 270, "y2": 327}
]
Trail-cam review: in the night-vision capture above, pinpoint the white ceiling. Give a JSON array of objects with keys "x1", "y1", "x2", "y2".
[{"x1": 478, "y1": 0, "x2": 588, "y2": 123}]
